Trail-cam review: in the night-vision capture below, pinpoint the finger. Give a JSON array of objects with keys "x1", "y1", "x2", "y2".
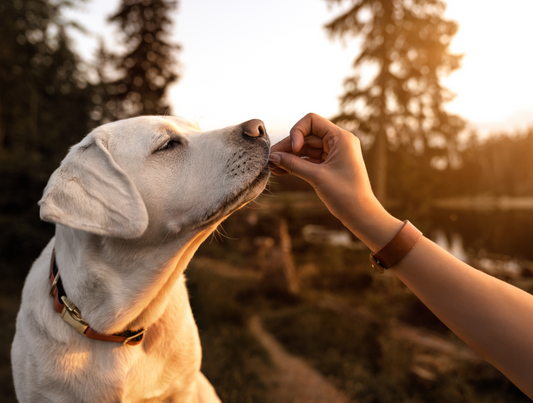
[
  {"x1": 268, "y1": 162, "x2": 289, "y2": 176},
  {"x1": 289, "y1": 113, "x2": 338, "y2": 153},
  {"x1": 270, "y1": 136, "x2": 292, "y2": 153},
  {"x1": 271, "y1": 134, "x2": 323, "y2": 156},
  {"x1": 268, "y1": 151, "x2": 319, "y2": 183},
  {"x1": 303, "y1": 135, "x2": 323, "y2": 149}
]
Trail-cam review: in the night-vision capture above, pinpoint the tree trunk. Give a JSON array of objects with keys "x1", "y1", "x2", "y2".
[
  {"x1": 372, "y1": 70, "x2": 388, "y2": 205},
  {"x1": 0, "y1": 77, "x2": 4, "y2": 151},
  {"x1": 279, "y1": 218, "x2": 300, "y2": 295},
  {"x1": 372, "y1": 126, "x2": 387, "y2": 205},
  {"x1": 29, "y1": 87, "x2": 38, "y2": 142}
]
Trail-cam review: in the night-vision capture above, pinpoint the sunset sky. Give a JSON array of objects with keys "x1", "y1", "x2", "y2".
[{"x1": 65, "y1": 0, "x2": 533, "y2": 143}]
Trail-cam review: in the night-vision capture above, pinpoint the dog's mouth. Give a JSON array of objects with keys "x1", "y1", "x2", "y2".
[{"x1": 201, "y1": 163, "x2": 270, "y2": 226}]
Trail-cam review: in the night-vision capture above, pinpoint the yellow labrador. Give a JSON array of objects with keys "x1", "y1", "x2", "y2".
[{"x1": 11, "y1": 116, "x2": 270, "y2": 403}]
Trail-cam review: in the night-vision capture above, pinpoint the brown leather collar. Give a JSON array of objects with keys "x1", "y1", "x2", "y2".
[{"x1": 49, "y1": 249, "x2": 146, "y2": 346}]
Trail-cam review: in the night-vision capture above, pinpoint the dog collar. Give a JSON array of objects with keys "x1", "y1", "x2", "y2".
[{"x1": 49, "y1": 249, "x2": 147, "y2": 346}]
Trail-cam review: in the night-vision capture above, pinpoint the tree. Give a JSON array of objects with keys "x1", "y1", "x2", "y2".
[
  {"x1": 325, "y1": 0, "x2": 465, "y2": 204},
  {"x1": 0, "y1": 0, "x2": 97, "y2": 155},
  {"x1": 0, "y1": 0, "x2": 99, "y2": 275},
  {"x1": 96, "y1": 0, "x2": 180, "y2": 122}
]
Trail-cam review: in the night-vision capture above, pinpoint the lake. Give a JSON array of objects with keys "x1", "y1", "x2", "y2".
[{"x1": 431, "y1": 209, "x2": 533, "y2": 261}]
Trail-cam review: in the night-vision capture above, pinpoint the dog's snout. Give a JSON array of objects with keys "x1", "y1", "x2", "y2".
[{"x1": 241, "y1": 119, "x2": 266, "y2": 138}]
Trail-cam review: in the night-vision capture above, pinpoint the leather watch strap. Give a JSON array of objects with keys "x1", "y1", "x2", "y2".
[{"x1": 370, "y1": 220, "x2": 422, "y2": 273}]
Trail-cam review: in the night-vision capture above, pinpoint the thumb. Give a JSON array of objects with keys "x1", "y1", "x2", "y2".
[{"x1": 269, "y1": 151, "x2": 318, "y2": 184}]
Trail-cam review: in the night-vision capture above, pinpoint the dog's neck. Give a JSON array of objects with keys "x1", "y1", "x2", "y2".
[{"x1": 53, "y1": 223, "x2": 217, "y2": 334}]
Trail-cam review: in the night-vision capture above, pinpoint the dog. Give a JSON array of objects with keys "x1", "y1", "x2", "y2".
[{"x1": 11, "y1": 116, "x2": 270, "y2": 403}]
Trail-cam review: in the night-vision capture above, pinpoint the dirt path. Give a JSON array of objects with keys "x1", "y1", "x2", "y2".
[{"x1": 249, "y1": 315, "x2": 350, "y2": 403}]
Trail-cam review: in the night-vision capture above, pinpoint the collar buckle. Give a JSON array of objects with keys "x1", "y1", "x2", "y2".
[{"x1": 60, "y1": 296, "x2": 89, "y2": 335}]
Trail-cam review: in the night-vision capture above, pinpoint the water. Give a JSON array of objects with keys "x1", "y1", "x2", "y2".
[{"x1": 430, "y1": 209, "x2": 533, "y2": 262}]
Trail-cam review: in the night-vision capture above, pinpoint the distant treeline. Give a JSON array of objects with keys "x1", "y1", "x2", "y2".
[
  {"x1": 272, "y1": 128, "x2": 533, "y2": 208},
  {"x1": 437, "y1": 129, "x2": 533, "y2": 198}
]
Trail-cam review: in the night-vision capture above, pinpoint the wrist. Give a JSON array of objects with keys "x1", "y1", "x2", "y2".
[{"x1": 342, "y1": 194, "x2": 403, "y2": 252}]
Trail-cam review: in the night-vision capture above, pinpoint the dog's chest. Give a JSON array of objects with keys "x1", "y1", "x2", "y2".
[{"x1": 47, "y1": 326, "x2": 202, "y2": 402}]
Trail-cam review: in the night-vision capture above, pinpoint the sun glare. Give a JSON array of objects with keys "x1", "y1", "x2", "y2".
[{"x1": 443, "y1": 1, "x2": 533, "y2": 126}]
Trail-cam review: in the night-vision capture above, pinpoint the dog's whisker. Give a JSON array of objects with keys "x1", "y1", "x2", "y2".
[
  {"x1": 214, "y1": 225, "x2": 237, "y2": 241},
  {"x1": 218, "y1": 224, "x2": 234, "y2": 239},
  {"x1": 245, "y1": 201, "x2": 268, "y2": 210}
]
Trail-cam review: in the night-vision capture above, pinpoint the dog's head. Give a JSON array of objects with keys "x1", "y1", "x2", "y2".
[{"x1": 39, "y1": 116, "x2": 270, "y2": 238}]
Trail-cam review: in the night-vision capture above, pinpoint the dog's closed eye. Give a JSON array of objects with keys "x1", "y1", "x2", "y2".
[
  {"x1": 151, "y1": 127, "x2": 184, "y2": 154},
  {"x1": 156, "y1": 140, "x2": 180, "y2": 152}
]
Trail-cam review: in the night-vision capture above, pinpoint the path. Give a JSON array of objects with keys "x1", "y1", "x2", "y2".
[{"x1": 249, "y1": 315, "x2": 350, "y2": 403}]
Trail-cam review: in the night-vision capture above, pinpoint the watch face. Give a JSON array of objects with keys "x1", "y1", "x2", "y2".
[{"x1": 369, "y1": 254, "x2": 386, "y2": 274}]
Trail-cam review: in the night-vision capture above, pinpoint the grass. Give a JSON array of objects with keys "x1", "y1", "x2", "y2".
[
  {"x1": 186, "y1": 260, "x2": 272, "y2": 403},
  {"x1": 260, "y1": 304, "x2": 529, "y2": 403}
]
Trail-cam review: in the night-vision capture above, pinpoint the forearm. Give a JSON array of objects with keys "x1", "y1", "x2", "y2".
[
  {"x1": 393, "y1": 238, "x2": 533, "y2": 397},
  {"x1": 348, "y1": 204, "x2": 533, "y2": 397}
]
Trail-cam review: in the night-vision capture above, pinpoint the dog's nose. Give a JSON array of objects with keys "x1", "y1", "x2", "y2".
[{"x1": 241, "y1": 119, "x2": 266, "y2": 138}]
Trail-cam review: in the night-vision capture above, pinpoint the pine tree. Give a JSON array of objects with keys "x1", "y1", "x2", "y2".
[
  {"x1": 0, "y1": 0, "x2": 97, "y2": 164},
  {"x1": 0, "y1": 0, "x2": 98, "y2": 273},
  {"x1": 97, "y1": 0, "x2": 180, "y2": 121},
  {"x1": 0, "y1": 0, "x2": 56, "y2": 152},
  {"x1": 325, "y1": 0, "x2": 465, "y2": 204}
]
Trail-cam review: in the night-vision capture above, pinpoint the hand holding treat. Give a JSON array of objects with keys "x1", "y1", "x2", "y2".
[{"x1": 268, "y1": 113, "x2": 402, "y2": 251}]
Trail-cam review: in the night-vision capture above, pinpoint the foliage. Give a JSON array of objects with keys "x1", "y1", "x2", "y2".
[
  {"x1": 325, "y1": 0, "x2": 465, "y2": 203},
  {"x1": 0, "y1": 0, "x2": 100, "y2": 276},
  {"x1": 0, "y1": 0, "x2": 98, "y2": 158},
  {"x1": 386, "y1": 147, "x2": 437, "y2": 215},
  {"x1": 95, "y1": 0, "x2": 180, "y2": 122},
  {"x1": 437, "y1": 129, "x2": 533, "y2": 197}
]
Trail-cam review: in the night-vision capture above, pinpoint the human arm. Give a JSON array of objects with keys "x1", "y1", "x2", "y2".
[{"x1": 268, "y1": 113, "x2": 533, "y2": 397}]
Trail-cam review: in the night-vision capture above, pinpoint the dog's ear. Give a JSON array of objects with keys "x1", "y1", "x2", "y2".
[{"x1": 39, "y1": 129, "x2": 149, "y2": 238}]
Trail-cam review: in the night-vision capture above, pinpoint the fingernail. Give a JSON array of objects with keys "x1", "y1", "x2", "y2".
[
  {"x1": 291, "y1": 140, "x2": 295, "y2": 151},
  {"x1": 269, "y1": 153, "x2": 281, "y2": 165}
]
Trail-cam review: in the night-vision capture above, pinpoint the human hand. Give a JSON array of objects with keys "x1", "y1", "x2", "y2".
[{"x1": 268, "y1": 113, "x2": 401, "y2": 250}]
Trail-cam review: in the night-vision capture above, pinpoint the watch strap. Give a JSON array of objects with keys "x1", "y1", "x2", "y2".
[{"x1": 370, "y1": 220, "x2": 422, "y2": 273}]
